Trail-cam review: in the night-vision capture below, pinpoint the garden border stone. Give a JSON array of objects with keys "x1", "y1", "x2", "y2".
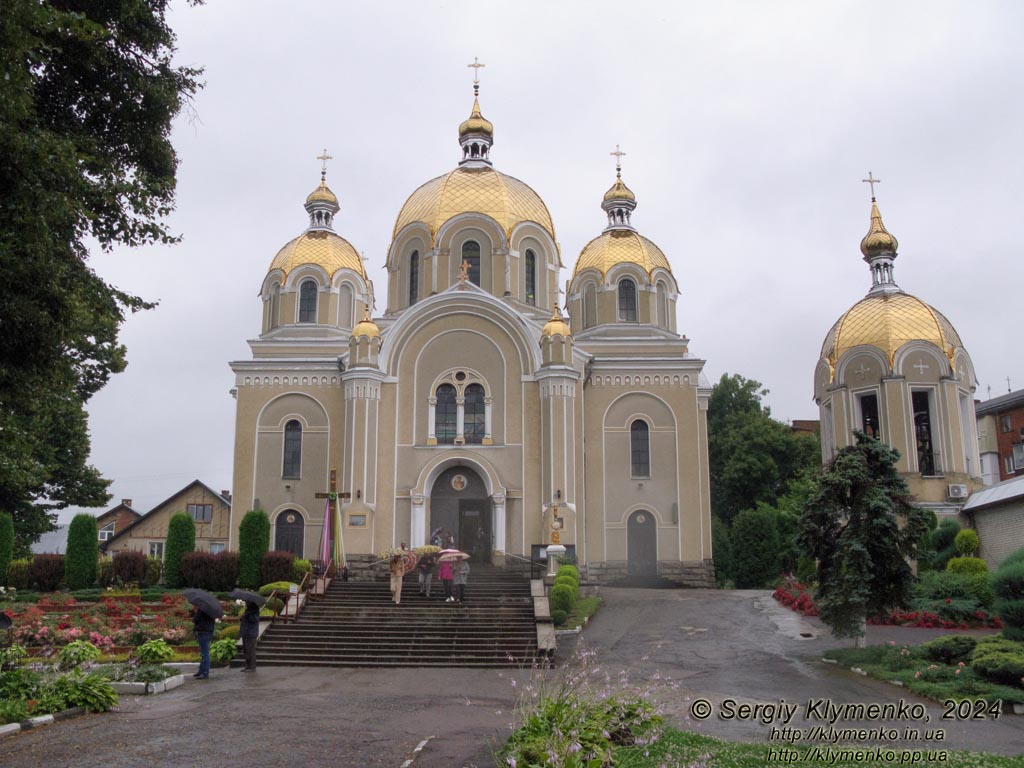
[
  {"x1": 109, "y1": 673, "x2": 185, "y2": 695},
  {"x1": 1, "y1": 706, "x2": 89, "y2": 738}
]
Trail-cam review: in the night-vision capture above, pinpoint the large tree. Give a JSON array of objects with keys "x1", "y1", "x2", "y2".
[
  {"x1": 798, "y1": 432, "x2": 930, "y2": 645},
  {"x1": 707, "y1": 373, "x2": 819, "y2": 525},
  {"x1": 0, "y1": 1, "x2": 202, "y2": 555}
]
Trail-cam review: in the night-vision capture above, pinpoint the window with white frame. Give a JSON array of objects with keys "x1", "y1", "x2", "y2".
[
  {"x1": 98, "y1": 522, "x2": 116, "y2": 541},
  {"x1": 283, "y1": 420, "x2": 302, "y2": 478},
  {"x1": 149, "y1": 542, "x2": 164, "y2": 560},
  {"x1": 462, "y1": 241, "x2": 481, "y2": 287},
  {"x1": 856, "y1": 392, "x2": 881, "y2": 440},
  {"x1": 1013, "y1": 444, "x2": 1024, "y2": 472},
  {"x1": 428, "y1": 370, "x2": 492, "y2": 446},
  {"x1": 583, "y1": 282, "x2": 597, "y2": 328},
  {"x1": 209, "y1": 542, "x2": 226, "y2": 555},
  {"x1": 618, "y1": 278, "x2": 637, "y2": 322},
  {"x1": 409, "y1": 250, "x2": 419, "y2": 306},
  {"x1": 630, "y1": 419, "x2": 651, "y2": 477},
  {"x1": 188, "y1": 503, "x2": 212, "y2": 523},
  {"x1": 524, "y1": 249, "x2": 536, "y2": 305},
  {"x1": 298, "y1": 280, "x2": 318, "y2": 323}
]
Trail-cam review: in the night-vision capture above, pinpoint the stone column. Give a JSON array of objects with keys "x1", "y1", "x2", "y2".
[
  {"x1": 427, "y1": 396, "x2": 438, "y2": 445},
  {"x1": 483, "y1": 396, "x2": 493, "y2": 445},
  {"x1": 410, "y1": 494, "x2": 426, "y2": 548},
  {"x1": 455, "y1": 395, "x2": 466, "y2": 445},
  {"x1": 492, "y1": 492, "x2": 506, "y2": 554}
]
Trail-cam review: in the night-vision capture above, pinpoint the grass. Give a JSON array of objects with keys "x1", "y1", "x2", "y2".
[
  {"x1": 560, "y1": 595, "x2": 602, "y2": 630},
  {"x1": 823, "y1": 645, "x2": 1024, "y2": 707},
  {"x1": 612, "y1": 728, "x2": 1024, "y2": 767}
]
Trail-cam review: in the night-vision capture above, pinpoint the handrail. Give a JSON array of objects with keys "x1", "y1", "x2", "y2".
[
  {"x1": 502, "y1": 552, "x2": 544, "y2": 580},
  {"x1": 268, "y1": 570, "x2": 313, "y2": 626}
]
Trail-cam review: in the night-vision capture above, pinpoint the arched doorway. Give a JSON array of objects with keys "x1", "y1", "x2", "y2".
[
  {"x1": 627, "y1": 510, "x2": 657, "y2": 577},
  {"x1": 430, "y1": 466, "x2": 490, "y2": 562},
  {"x1": 275, "y1": 509, "x2": 304, "y2": 556}
]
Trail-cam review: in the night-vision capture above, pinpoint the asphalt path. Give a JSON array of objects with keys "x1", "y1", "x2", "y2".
[{"x1": 3, "y1": 587, "x2": 1022, "y2": 766}]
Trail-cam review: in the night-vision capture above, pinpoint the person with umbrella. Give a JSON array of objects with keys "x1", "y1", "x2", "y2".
[
  {"x1": 390, "y1": 542, "x2": 409, "y2": 605},
  {"x1": 183, "y1": 589, "x2": 223, "y2": 679},
  {"x1": 230, "y1": 589, "x2": 266, "y2": 672}
]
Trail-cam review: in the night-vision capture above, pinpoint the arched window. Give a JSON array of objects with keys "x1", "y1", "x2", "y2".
[
  {"x1": 338, "y1": 283, "x2": 354, "y2": 328},
  {"x1": 656, "y1": 282, "x2": 668, "y2": 328},
  {"x1": 269, "y1": 282, "x2": 281, "y2": 329},
  {"x1": 583, "y1": 283, "x2": 597, "y2": 328},
  {"x1": 618, "y1": 279, "x2": 637, "y2": 322},
  {"x1": 630, "y1": 420, "x2": 650, "y2": 477},
  {"x1": 462, "y1": 241, "x2": 481, "y2": 287},
  {"x1": 464, "y1": 384, "x2": 486, "y2": 444},
  {"x1": 435, "y1": 384, "x2": 458, "y2": 444},
  {"x1": 283, "y1": 420, "x2": 302, "y2": 478},
  {"x1": 524, "y1": 249, "x2": 536, "y2": 305},
  {"x1": 298, "y1": 280, "x2": 318, "y2": 323},
  {"x1": 409, "y1": 250, "x2": 419, "y2": 306}
]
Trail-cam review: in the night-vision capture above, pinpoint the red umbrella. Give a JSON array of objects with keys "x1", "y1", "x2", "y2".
[{"x1": 393, "y1": 550, "x2": 420, "y2": 575}]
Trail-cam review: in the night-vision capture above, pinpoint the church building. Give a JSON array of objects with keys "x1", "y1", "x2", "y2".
[
  {"x1": 814, "y1": 180, "x2": 983, "y2": 515},
  {"x1": 228, "y1": 74, "x2": 714, "y2": 585}
]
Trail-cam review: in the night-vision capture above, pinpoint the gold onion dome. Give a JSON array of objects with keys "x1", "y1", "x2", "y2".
[
  {"x1": 269, "y1": 230, "x2": 366, "y2": 280},
  {"x1": 393, "y1": 166, "x2": 557, "y2": 244},
  {"x1": 573, "y1": 229, "x2": 672, "y2": 278},
  {"x1": 603, "y1": 177, "x2": 635, "y2": 203},
  {"x1": 541, "y1": 308, "x2": 571, "y2": 338},
  {"x1": 860, "y1": 200, "x2": 899, "y2": 259},
  {"x1": 821, "y1": 292, "x2": 962, "y2": 370},
  {"x1": 459, "y1": 97, "x2": 494, "y2": 138},
  {"x1": 306, "y1": 181, "x2": 339, "y2": 209},
  {"x1": 352, "y1": 307, "x2": 381, "y2": 339}
]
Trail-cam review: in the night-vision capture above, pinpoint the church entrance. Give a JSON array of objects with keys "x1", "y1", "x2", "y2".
[
  {"x1": 275, "y1": 510, "x2": 305, "y2": 556},
  {"x1": 430, "y1": 466, "x2": 490, "y2": 561},
  {"x1": 627, "y1": 510, "x2": 657, "y2": 577}
]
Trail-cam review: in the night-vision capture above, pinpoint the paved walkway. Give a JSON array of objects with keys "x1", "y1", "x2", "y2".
[{"x1": 3, "y1": 587, "x2": 1023, "y2": 766}]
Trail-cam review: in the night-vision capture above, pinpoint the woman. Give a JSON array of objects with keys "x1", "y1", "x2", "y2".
[
  {"x1": 438, "y1": 558, "x2": 454, "y2": 602},
  {"x1": 239, "y1": 601, "x2": 260, "y2": 672},
  {"x1": 452, "y1": 560, "x2": 470, "y2": 603},
  {"x1": 389, "y1": 553, "x2": 405, "y2": 604}
]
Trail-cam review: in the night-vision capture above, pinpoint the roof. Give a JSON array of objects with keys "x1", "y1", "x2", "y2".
[
  {"x1": 31, "y1": 525, "x2": 68, "y2": 555},
  {"x1": 100, "y1": 480, "x2": 231, "y2": 551},
  {"x1": 975, "y1": 388, "x2": 1024, "y2": 416},
  {"x1": 963, "y1": 474, "x2": 1024, "y2": 513},
  {"x1": 96, "y1": 503, "x2": 141, "y2": 525},
  {"x1": 268, "y1": 230, "x2": 365, "y2": 281},
  {"x1": 573, "y1": 229, "x2": 672, "y2": 278}
]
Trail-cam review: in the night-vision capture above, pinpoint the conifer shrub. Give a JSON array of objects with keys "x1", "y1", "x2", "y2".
[
  {"x1": 96, "y1": 556, "x2": 115, "y2": 587},
  {"x1": 261, "y1": 550, "x2": 296, "y2": 585},
  {"x1": 112, "y1": 550, "x2": 147, "y2": 585},
  {"x1": 550, "y1": 583, "x2": 576, "y2": 613},
  {"x1": 163, "y1": 512, "x2": 196, "y2": 588},
  {"x1": 556, "y1": 564, "x2": 580, "y2": 584},
  {"x1": 796, "y1": 555, "x2": 817, "y2": 586},
  {"x1": 915, "y1": 570, "x2": 995, "y2": 610},
  {"x1": 218, "y1": 624, "x2": 240, "y2": 641},
  {"x1": 946, "y1": 557, "x2": 988, "y2": 575},
  {"x1": 292, "y1": 558, "x2": 313, "y2": 583},
  {"x1": 238, "y1": 510, "x2": 270, "y2": 588},
  {"x1": 923, "y1": 518, "x2": 961, "y2": 571},
  {"x1": 993, "y1": 561, "x2": 1024, "y2": 641},
  {"x1": 65, "y1": 514, "x2": 99, "y2": 590},
  {"x1": 258, "y1": 581, "x2": 298, "y2": 597},
  {"x1": 180, "y1": 551, "x2": 239, "y2": 591},
  {"x1": 1002, "y1": 547, "x2": 1024, "y2": 569},
  {"x1": 921, "y1": 634, "x2": 977, "y2": 665},
  {"x1": 954, "y1": 528, "x2": 980, "y2": 557},
  {"x1": 145, "y1": 557, "x2": 163, "y2": 586},
  {"x1": 553, "y1": 575, "x2": 578, "y2": 596},
  {"x1": 730, "y1": 507, "x2": 781, "y2": 588},
  {"x1": 7, "y1": 558, "x2": 32, "y2": 590},
  {"x1": 31, "y1": 553, "x2": 65, "y2": 592},
  {"x1": 0, "y1": 512, "x2": 13, "y2": 586},
  {"x1": 551, "y1": 608, "x2": 568, "y2": 626}
]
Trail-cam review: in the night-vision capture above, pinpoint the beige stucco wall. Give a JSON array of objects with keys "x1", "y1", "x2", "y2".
[{"x1": 106, "y1": 485, "x2": 231, "y2": 557}]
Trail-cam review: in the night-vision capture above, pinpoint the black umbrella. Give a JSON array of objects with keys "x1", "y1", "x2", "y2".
[
  {"x1": 229, "y1": 589, "x2": 267, "y2": 607},
  {"x1": 182, "y1": 588, "x2": 224, "y2": 619}
]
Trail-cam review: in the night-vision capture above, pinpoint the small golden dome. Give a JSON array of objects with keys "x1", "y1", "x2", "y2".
[
  {"x1": 269, "y1": 230, "x2": 366, "y2": 280},
  {"x1": 352, "y1": 308, "x2": 381, "y2": 339},
  {"x1": 393, "y1": 166, "x2": 556, "y2": 245},
  {"x1": 458, "y1": 97, "x2": 494, "y2": 137},
  {"x1": 860, "y1": 200, "x2": 898, "y2": 259},
  {"x1": 603, "y1": 177, "x2": 635, "y2": 203},
  {"x1": 573, "y1": 230, "x2": 671, "y2": 278},
  {"x1": 821, "y1": 292, "x2": 962, "y2": 372},
  {"x1": 306, "y1": 181, "x2": 339, "y2": 208},
  {"x1": 541, "y1": 309, "x2": 571, "y2": 339}
]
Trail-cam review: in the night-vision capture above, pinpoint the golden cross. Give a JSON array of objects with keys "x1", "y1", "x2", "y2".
[
  {"x1": 862, "y1": 171, "x2": 881, "y2": 200},
  {"x1": 458, "y1": 259, "x2": 471, "y2": 287},
  {"x1": 467, "y1": 56, "x2": 486, "y2": 84},
  {"x1": 316, "y1": 148, "x2": 333, "y2": 181},
  {"x1": 610, "y1": 144, "x2": 626, "y2": 177}
]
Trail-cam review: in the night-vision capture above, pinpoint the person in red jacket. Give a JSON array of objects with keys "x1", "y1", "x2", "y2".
[{"x1": 438, "y1": 559, "x2": 454, "y2": 602}]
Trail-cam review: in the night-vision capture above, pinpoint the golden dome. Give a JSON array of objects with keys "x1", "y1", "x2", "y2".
[
  {"x1": 352, "y1": 308, "x2": 381, "y2": 339},
  {"x1": 306, "y1": 181, "x2": 339, "y2": 207},
  {"x1": 573, "y1": 230, "x2": 671, "y2": 278},
  {"x1": 603, "y1": 177, "x2": 635, "y2": 203},
  {"x1": 459, "y1": 97, "x2": 494, "y2": 137},
  {"x1": 541, "y1": 309, "x2": 571, "y2": 338},
  {"x1": 860, "y1": 200, "x2": 898, "y2": 259},
  {"x1": 392, "y1": 166, "x2": 556, "y2": 244},
  {"x1": 821, "y1": 292, "x2": 963, "y2": 371},
  {"x1": 269, "y1": 230, "x2": 366, "y2": 280}
]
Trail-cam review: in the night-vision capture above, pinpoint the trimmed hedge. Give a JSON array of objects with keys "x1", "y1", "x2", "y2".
[
  {"x1": 7, "y1": 558, "x2": 32, "y2": 590},
  {"x1": 261, "y1": 550, "x2": 296, "y2": 585},
  {"x1": 218, "y1": 624, "x2": 240, "y2": 641},
  {"x1": 972, "y1": 650, "x2": 1024, "y2": 687},
  {"x1": 954, "y1": 529, "x2": 980, "y2": 557},
  {"x1": 946, "y1": 557, "x2": 988, "y2": 575},
  {"x1": 180, "y1": 551, "x2": 239, "y2": 592},
  {"x1": 259, "y1": 581, "x2": 298, "y2": 597},
  {"x1": 112, "y1": 550, "x2": 148, "y2": 586},
  {"x1": 730, "y1": 507, "x2": 780, "y2": 589},
  {"x1": 65, "y1": 514, "x2": 99, "y2": 590},
  {"x1": 0, "y1": 512, "x2": 13, "y2": 587},
  {"x1": 552, "y1": 608, "x2": 568, "y2": 626},
  {"x1": 145, "y1": 556, "x2": 163, "y2": 587},
  {"x1": 924, "y1": 518, "x2": 960, "y2": 571},
  {"x1": 553, "y1": 576, "x2": 578, "y2": 595},
  {"x1": 550, "y1": 583, "x2": 576, "y2": 613},
  {"x1": 164, "y1": 513, "x2": 196, "y2": 588},
  {"x1": 915, "y1": 570, "x2": 995, "y2": 610},
  {"x1": 97, "y1": 556, "x2": 114, "y2": 587},
  {"x1": 293, "y1": 558, "x2": 313, "y2": 583},
  {"x1": 921, "y1": 634, "x2": 977, "y2": 665},
  {"x1": 32, "y1": 553, "x2": 65, "y2": 592},
  {"x1": 238, "y1": 510, "x2": 270, "y2": 589},
  {"x1": 993, "y1": 561, "x2": 1024, "y2": 641},
  {"x1": 557, "y1": 565, "x2": 580, "y2": 584}
]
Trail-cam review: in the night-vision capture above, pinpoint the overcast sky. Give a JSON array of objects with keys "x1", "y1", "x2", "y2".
[{"x1": 62, "y1": 1, "x2": 1024, "y2": 522}]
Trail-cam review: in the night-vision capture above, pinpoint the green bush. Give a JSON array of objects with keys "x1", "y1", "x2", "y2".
[
  {"x1": 64, "y1": 514, "x2": 99, "y2": 590},
  {"x1": 136, "y1": 639, "x2": 174, "y2": 663},
  {"x1": 551, "y1": 608, "x2": 568, "y2": 626},
  {"x1": 972, "y1": 651, "x2": 1024, "y2": 687},
  {"x1": 163, "y1": 512, "x2": 196, "y2": 588},
  {"x1": 57, "y1": 640, "x2": 102, "y2": 670},
  {"x1": 292, "y1": 558, "x2": 313, "y2": 583},
  {"x1": 921, "y1": 634, "x2": 977, "y2": 664},
  {"x1": 144, "y1": 556, "x2": 163, "y2": 586},
  {"x1": 954, "y1": 529, "x2": 980, "y2": 557},
  {"x1": 210, "y1": 638, "x2": 239, "y2": 665},
  {"x1": 96, "y1": 556, "x2": 114, "y2": 587},
  {"x1": 48, "y1": 671, "x2": 119, "y2": 713},
  {"x1": 31, "y1": 553, "x2": 65, "y2": 591},
  {"x1": 112, "y1": 550, "x2": 148, "y2": 585},
  {"x1": 923, "y1": 518, "x2": 961, "y2": 571},
  {"x1": 993, "y1": 561, "x2": 1024, "y2": 641},
  {"x1": 238, "y1": 510, "x2": 270, "y2": 589},
  {"x1": 0, "y1": 512, "x2": 13, "y2": 587},
  {"x1": 553, "y1": 575, "x2": 578, "y2": 595},
  {"x1": 550, "y1": 583, "x2": 576, "y2": 613},
  {"x1": 218, "y1": 624, "x2": 240, "y2": 641},
  {"x1": 711, "y1": 514, "x2": 732, "y2": 585},
  {"x1": 6, "y1": 558, "x2": 32, "y2": 590},
  {"x1": 0, "y1": 698, "x2": 30, "y2": 725},
  {"x1": 1002, "y1": 547, "x2": 1024, "y2": 569},
  {"x1": 972, "y1": 636, "x2": 1024, "y2": 658},
  {"x1": 556, "y1": 564, "x2": 580, "y2": 584},
  {"x1": 258, "y1": 581, "x2": 298, "y2": 597},
  {"x1": 796, "y1": 555, "x2": 817, "y2": 586},
  {"x1": 947, "y1": 556, "x2": 988, "y2": 575},
  {"x1": 730, "y1": 507, "x2": 780, "y2": 588},
  {"x1": 915, "y1": 570, "x2": 995, "y2": 610}
]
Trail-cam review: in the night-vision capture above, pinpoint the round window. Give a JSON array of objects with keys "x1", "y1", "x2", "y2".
[
  {"x1": 286, "y1": 513, "x2": 296, "y2": 524},
  {"x1": 636, "y1": 513, "x2": 646, "y2": 524},
  {"x1": 455, "y1": 371, "x2": 467, "y2": 382}
]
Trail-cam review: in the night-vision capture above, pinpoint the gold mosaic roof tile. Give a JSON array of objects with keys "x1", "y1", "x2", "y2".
[
  {"x1": 572, "y1": 230, "x2": 672, "y2": 278},
  {"x1": 392, "y1": 166, "x2": 556, "y2": 244},
  {"x1": 269, "y1": 230, "x2": 365, "y2": 280},
  {"x1": 822, "y1": 292, "x2": 963, "y2": 373},
  {"x1": 860, "y1": 200, "x2": 898, "y2": 258}
]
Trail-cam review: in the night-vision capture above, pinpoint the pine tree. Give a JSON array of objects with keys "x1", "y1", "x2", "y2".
[
  {"x1": 238, "y1": 510, "x2": 270, "y2": 589},
  {"x1": 64, "y1": 513, "x2": 99, "y2": 590},
  {"x1": 0, "y1": 512, "x2": 14, "y2": 586},
  {"x1": 164, "y1": 513, "x2": 196, "y2": 588},
  {"x1": 798, "y1": 432, "x2": 929, "y2": 645}
]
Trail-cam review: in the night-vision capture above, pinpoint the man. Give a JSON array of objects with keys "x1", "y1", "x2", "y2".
[{"x1": 191, "y1": 606, "x2": 216, "y2": 679}]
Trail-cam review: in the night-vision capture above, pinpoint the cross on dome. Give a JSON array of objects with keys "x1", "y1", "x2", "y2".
[
  {"x1": 467, "y1": 56, "x2": 486, "y2": 92},
  {"x1": 459, "y1": 57, "x2": 493, "y2": 165},
  {"x1": 610, "y1": 144, "x2": 627, "y2": 178},
  {"x1": 862, "y1": 171, "x2": 881, "y2": 201}
]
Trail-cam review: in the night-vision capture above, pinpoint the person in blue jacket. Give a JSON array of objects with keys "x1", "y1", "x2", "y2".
[{"x1": 191, "y1": 606, "x2": 216, "y2": 679}]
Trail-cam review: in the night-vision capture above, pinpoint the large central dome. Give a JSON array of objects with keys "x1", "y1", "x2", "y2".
[{"x1": 392, "y1": 165, "x2": 556, "y2": 244}]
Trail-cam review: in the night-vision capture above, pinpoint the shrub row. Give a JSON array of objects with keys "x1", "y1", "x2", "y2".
[
  {"x1": 180, "y1": 551, "x2": 240, "y2": 592},
  {"x1": 550, "y1": 564, "x2": 581, "y2": 623}
]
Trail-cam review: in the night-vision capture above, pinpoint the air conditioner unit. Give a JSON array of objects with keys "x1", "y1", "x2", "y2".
[{"x1": 947, "y1": 484, "x2": 968, "y2": 499}]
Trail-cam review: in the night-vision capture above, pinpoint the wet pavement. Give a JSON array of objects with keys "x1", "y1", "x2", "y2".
[{"x1": 3, "y1": 587, "x2": 1022, "y2": 766}]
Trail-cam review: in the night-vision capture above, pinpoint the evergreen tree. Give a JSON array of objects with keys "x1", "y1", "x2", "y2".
[
  {"x1": 798, "y1": 432, "x2": 929, "y2": 645},
  {"x1": 238, "y1": 510, "x2": 270, "y2": 589},
  {"x1": 0, "y1": 0, "x2": 203, "y2": 554},
  {"x1": 164, "y1": 512, "x2": 196, "y2": 588},
  {"x1": 0, "y1": 512, "x2": 14, "y2": 586},
  {"x1": 730, "y1": 508, "x2": 781, "y2": 588},
  {"x1": 64, "y1": 513, "x2": 99, "y2": 590}
]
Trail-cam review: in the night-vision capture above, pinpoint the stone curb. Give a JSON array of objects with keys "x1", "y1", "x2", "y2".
[
  {"x1": 110, "y1": 674, "x2": 185, "y2": 695},
  {"x1": 1, "y1": 706, "x2": 88, "y2": 738}
]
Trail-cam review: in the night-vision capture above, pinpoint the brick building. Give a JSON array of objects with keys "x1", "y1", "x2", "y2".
[{"x1": 975, "y1": 388, "x2": 1024, "y2": 485}]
